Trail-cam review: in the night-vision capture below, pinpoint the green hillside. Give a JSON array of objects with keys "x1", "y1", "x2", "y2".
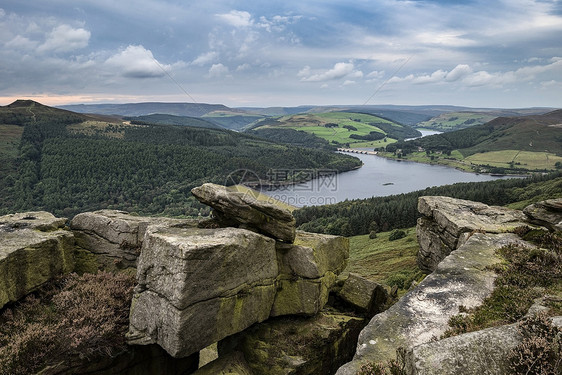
[
  {"x1": 0, "y1": 100, "x2": 360, "y2": 218},
  {"x1": 417, "y1": 112, "x2": 498, "y2": 131},
  {"x1": 249, "y1": 111, "x2": 420, "y2": 148},
  {"x1": 126, "y1": 114, "x2": 223, "y2": 129},
  {"x1": 381, "y1": 110, "x2": 562, "y2": 174}
]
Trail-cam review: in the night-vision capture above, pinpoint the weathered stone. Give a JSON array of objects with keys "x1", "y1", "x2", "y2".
[
  {"x1": 128, "y1": 226, "x2": 278, "y2": 357},
  {"x1": 405, "y1": 316, "x2": 562, "y2": 375},
  {"x1": 71, "y1": 210, "x2": 196, "y2": 269},
  {"x1": 336, "y1": 273, "x2": 388, "y2": 316},
  {"x1": 0, "y1": 211, "x2": 66, "y2": 232},
  {"x1": 271, "y1": 231, "x2": 349, "y2": 316},
  {"x1": 523, "y1": 198, "x2": 562, "y2": 231},
  {"x1": 191, "y1": 183, "x2": 296, "y2": 242},
  {"x1": 36, "y1": 344, "x2": 199, "y2": 375},
  {"x1": 336, "y1": 233, "x2": 532, "y2": 375},
  {"x1": 417, "y1": 196, "x2": 528, "y2": 272},
  {"x1": 220, "y1": 312, "x2": 365, "y2": 375},
  {"x1": 0, "y1": 212, "x2": 75, "y2": 309},
  {"x1": 193, "y1": 351, "x2": 253, "y2": 375}
]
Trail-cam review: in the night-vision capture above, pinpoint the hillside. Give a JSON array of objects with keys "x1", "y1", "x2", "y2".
[
  {"x1": 380, "y1": 110, "x2": 562, "y2": 174},
  {"x1": 126, "y1": 114, "x2": 224, "y2": 129},
  {"x1": 0, "y1": 100, "x2": 360, "y2": 218},
  {"x1": 248, "y1": 111, "x2": 421, "y2": 148},
  {"x1": 59, "y1": 102, "x2": 235, "y2": 117}
]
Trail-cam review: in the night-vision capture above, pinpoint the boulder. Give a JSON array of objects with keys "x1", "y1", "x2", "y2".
[
  {"x1": 191, "y1": 183, "x2": 296, "y2": 243},
  {"x1": 335, "y1": 233, "x2": 531, "y2": 375},
  {"x1": 0, "y1": 212, "x2": 75, "y2": 309},
  {"x1": 219, "y1": 312, "x2": 365, "y2": 375},
  {"x1": 405, "y1": 316, "x2": 562, "y2": 375},
  {"x1": 193, "y1": 351, "x2": 253, "y2": 375},
  {"x1": 271, "y1": 231, "x2": 349, "y2": 316},
  {"x1": 70, "y1": 210, "x2": 196, "y2": 270},
  {"x1": 523, "y1": 198, "x2": 562, "y2": 231},
  {"x1": 417, "y1": 196, "x2": 528, "y2": 272},
  {"x1": 128, "y1": 226, "x2": 278, "y2": 358},
  {"x1": 335, "y1": 273, "x2": 388, "y2": 316}
]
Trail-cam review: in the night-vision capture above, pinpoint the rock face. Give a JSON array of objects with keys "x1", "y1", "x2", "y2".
[
  {"x1": 272, "y1": 231, "x2": 349, "y2": 316},
  {"x1": 71, "y1": 210, "x2": 196, "y2": 270},
  {"x1": 191, "y1": 183, "x2": 296, "y2": 243},
  {"x1": 219, "y1": 312, "x2": 365, "y2": 375},
  {"x1": 193, "y1": 351, "x2": 253, "y2": 375},
  {"x1": 0, "y1": 212, "x2": 75, "y2": 309},
  {"x1": 335, "y1": 273, "x2": 388, "y2": 316},
  {"x1": 336, "y1": 232, "x2": 531, "y2": 375},
  {"x1": 523, "y1": 198, "x2": 562, "y2": 231},
  {"x1": 405, "y1": 316, "x2": 562, "y2": 375},
  {"x1": 128, "y1": 226, "x2": 278, "y2": 358},
  {"x1": 417, "y1": 196, "x2": 528, "y2": 272}
]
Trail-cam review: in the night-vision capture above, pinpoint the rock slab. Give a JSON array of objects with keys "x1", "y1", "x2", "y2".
[
  {"x1": 191, "y1": 183, "x2": 296, "y2": 242},
  {"x1": 0, "y1": 212, "x2": 75, "y2": 309},
  {"x1": 523, "y1": 198, "x2": 562, "y2": 231},
  {"x1": 336, "y1": 273, "x2": 388, "y2": 316},
  {"x1": 128, "y1": 226, "x2": 278, "y2": 358},
  {"x1": 417, "y1": 196, "x2": 528, "y2": 272},
  {"x1": 336, "y1": 232, "x2": 530, "y2": 375}
]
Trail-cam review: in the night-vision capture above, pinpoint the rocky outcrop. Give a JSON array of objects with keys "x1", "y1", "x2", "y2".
[
  {"x1": 0, "y1": 212, "x2": 75, "y2": 309},
  {"x1": 417, "y1": 196, "x2": 528, "y2": 272},
  {"x1": 272, "y1": 231, "x2": 349, "y2": 316},
  {"x1": 523, "y1": 198, "x2": 562, "y2": 231},
  {"x1": 191, "y1": 183, "x2": 296, "y2": 243},
  {"x1": 128, "y1": 226, "x2": 279, "y2": 358},
  {"x1": 405, "y1": 316, "x2": 562, "y2": 375},
  {"x1": 71, "y1": 210, "x2": 196, "y2": 270},
  {"x1": 336, "y1": 232, "x2": 532, "y2": 374},
  {"x1": 219, "y1": 312, "x2": 365, "y2": 375},
  {"x1": 335, "y1": 273, "x2": 388, "y2": 316}
]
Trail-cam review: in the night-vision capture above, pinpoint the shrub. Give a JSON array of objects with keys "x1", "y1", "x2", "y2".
[
  {"x1": 369, "y1": 231, "x2": 378, "y2": 239},
  {"x1": 0, "y1": 271, "x2": 135, "y2": 374},
  {"x1": 389, "y1": 230, "x2": 406, "y2": 241}
]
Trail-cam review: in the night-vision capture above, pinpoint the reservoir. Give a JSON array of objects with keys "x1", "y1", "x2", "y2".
[{"x1": 263, "y1": 152, "x2": 517, "y2": 207}]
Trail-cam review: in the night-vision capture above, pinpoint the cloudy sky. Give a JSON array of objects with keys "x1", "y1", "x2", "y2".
[{"x1": 1, "y1": 0, "x2": 561, "y2": 108}]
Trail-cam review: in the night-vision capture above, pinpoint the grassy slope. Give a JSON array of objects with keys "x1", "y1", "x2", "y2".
[
  {"x1": 253, "y1": 112, "x2": 401, "y2": 146},
  {"x1": 348, "y1": 228, "x2": 423, "y2": 294},
  {"x1": 417, "y1": 112, "x2": 498, "y2": 131}
]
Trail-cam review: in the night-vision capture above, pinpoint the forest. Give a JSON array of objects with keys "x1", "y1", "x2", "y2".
[
  {"x1": 0, "y1": 101, "x2": 361, "y2": 218},
  {"x1": 295, "y1": 172, "x2": 562, "y2": 236}
]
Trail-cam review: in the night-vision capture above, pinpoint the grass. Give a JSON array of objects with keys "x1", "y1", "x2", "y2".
[
  {"x1": 348, "y1": 138, "x2": 398, "y2": 149},
  {"x1": 67, "y1": 120, "x2": 130, "y2": 139},
  {"x1": 417, "y1": 112, "x2": 497, "y2": 131},
  {"x1": 505, "y1": 177, "x2": 562, "y2": 210},
  {"x1": 466, "y1": 150, "x2": 562, "y2": 170},
  {"x1": 348, "y1": 227, "x2": 423, "y2": 294}
]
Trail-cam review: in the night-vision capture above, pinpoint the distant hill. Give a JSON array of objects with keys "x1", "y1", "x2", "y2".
[
  {"x1": 126, "y1": 114, "x2": 224, "y2": 129},
  {"x1": 382, "y1": 109, "x2": 562, "y2": 173},
  {"x1": 247, "y1": 111, "x2": 421, "y2": 149},
  {"x1": 58, "y1": 102, "x2": 236, "y2": 117}
]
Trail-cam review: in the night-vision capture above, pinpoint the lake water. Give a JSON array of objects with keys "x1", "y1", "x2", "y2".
[{"x1": 262, "y1": 129, "x2": 518, "y2": 206}]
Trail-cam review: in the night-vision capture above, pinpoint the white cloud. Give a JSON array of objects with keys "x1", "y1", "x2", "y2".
[
  {"x1": 5, "y1": 35, "x2": 38, "y2": 50},
  {"x1": 0, "y1": 8, "x2": 5, "y2": 18},
  {"x1": 216, "y1": 10, "x2": 252, "y2": 28},
  {"x1": 300, "y1": 62, "x2": 360, "y2": 82},
  {"x1": 445, "y1": 64, "x2": 473, "y2": 82},
  {"x1": 236, "y1": 63, "x2": 250, "y2": 71},
  {"x1": 367, "y1": 70, "x2": 384, "y2": 79},
  {"x1": 105, "y1": 45, "x2": 168, "y2": 78},
  {"x1": 342, "y1": 80, "x2": 356, "y2": 86},
  {"x1": 38, "y1": 24, "x2": 90, "y2": 53},
  {"x1": 191, "y1": 51, "x2": 218, "y2": 66},
  {"x1": 208, "y1": 63, "x2": 229, "y2": 78}
]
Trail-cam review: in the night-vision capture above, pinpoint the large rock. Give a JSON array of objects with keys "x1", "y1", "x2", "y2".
[
  {"x1": 128, "y1": 226, "x2": 278, "y2": 358},
  {"x1": 219, "y1": 311, "x2": 365, "y2": 375},
  {"x1": 0, "y1": 212, "x2": 75, "y2": 309},
  {"x1": 335, "y1": 273, "x2": 388, "y2": 316},
  {"x1": 523, "y1": 198, "x2": 562, "y2": 231},
  {"x1": 336, "y1": 233, "x2": 531, "y2": 375},
  {"x1": 417, "y1": 196, "x2": 528, "y2": 272},
  {"x1": 191, "y1": 183, "x2": 296, "y2": 243},
  {"x1": 71, "y1": 210, "x2": 196, "y2": 270},
  {"x1": 271, "y1": 231, "x2": 349, "y2": 316},
  {"x1": 405, "y1": 316, "x2": 562, "y2": 375}
]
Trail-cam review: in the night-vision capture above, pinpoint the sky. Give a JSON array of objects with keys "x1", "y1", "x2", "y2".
[{"x1": 0, "y1": 0, "x2": 561, "y2": 108}]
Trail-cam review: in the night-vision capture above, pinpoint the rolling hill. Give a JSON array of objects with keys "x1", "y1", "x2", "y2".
[
  {"x1": 59, "y1": 102, "x2": 235, "y2": 117},
  {"x1": 381, "y1": 109, "x2": 562, "y2": 173},
  {"x1": 126, "y1": 114, "x2": 224, "y2": 129}
]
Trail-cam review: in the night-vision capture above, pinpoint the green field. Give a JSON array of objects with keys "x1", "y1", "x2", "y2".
[
  {"x1": 417, "y1": 112, "x2": 498, "y2": 131},
  {"x1": 348, "y1": 228, "x2": 424, "y2": 294},
  {"x1": 465, "y1": 150, "x2": 562, "y2": 170}
]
